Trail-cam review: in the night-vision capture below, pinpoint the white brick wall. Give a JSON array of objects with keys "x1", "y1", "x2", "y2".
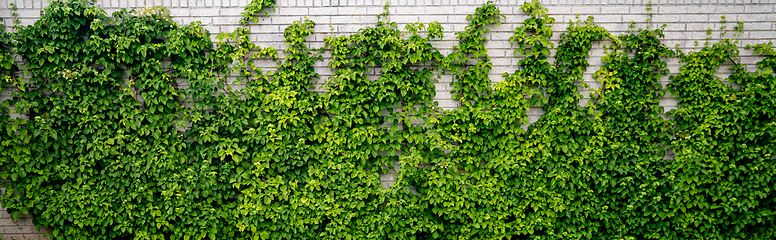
[{"x1": 1, "y1": 0, "x2": 775, "y2": 236}]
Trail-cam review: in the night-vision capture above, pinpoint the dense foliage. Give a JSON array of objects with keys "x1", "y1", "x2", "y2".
[{"x1": 1, "y1": 0, "x2": 774, "y2": 239}]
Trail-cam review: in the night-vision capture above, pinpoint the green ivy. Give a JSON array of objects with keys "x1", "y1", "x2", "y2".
[
  {"x1": 1, "y1": 0, "x2": 775, "y2": 239},
  {"x1": 241, "y1": 0, "x2": 277, "y2": 24},
  {"x1": 664, "y1": 28, "x2": 776, "y2": 238}
]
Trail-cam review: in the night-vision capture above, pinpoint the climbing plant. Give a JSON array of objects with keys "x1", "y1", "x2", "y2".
[
  {"x1": 1, "y1": 0, "x2": 775, "y2": 239},
  {"x1": 664, "y1": 24, "x2": 776, "y2": 239},
  {"x1": 241, "y1": 0, "x2": 277, "y2": 24}
]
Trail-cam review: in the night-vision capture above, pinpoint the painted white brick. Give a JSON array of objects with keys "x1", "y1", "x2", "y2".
[
  {"x1": 272, "y1": 15, "x2": 304, "y2": 24},
  {"x1": 14, "y1": 9, "x2": 41, "y2": 18},
  {"x1": 600, "y1": 6, "x2": 630, "y2": 14},
  {"x1": 392, "y1": 6, "x2": 426, "y2": 15},
  {"x1": 191, "y1": 8, "x2": 217, "y2": 16},
  {"x1": 251, "y1": 24, "x2": 282, "y2": 33},
  {"x1": 714, "y1": 5, "x2": 744, "y2": 14},
  {"x1": 366, "y1": 6, "x2": 385, "y2": 14},
  {"x1": 734, "y1": 13, "x2": 768, "y2": 22},
  {"x1": 454, "y1": 6, "x2": 478, "y2": 14},
  {"x1": 169, "y1": 8, "x2": 190, "y2": 16},
  {"x1": 651, "y1": 14, "x2": 680, "y2": 23},
  {"x1": 545, "y1": 6, "x2": 573, "y2": 14},
  {"x1": 681, "y1": 14, "x2": 708, "y2": 22},
  {"x1": 435, "y1": 99, "x2": 459, "y2": 109},
  {"x1": 686, "y1": 22, "x2": 714, "y2": 31},
  {"x1": 219, "y1": 7, "x2": 245, "y2": 16},
  {"x1": 419, "y1": 15, "x2": 446, "y2": 23},
  {"x1": 746, "y1": 22, "x2": 774, "y2": 31},
  {"x1": 656, "y1": 5, "x2": 687, "y2": 14},
  {"x1": 745, "y1": 4, "x2": 775, "y2": 13},
  {"x1": 360, "y1": 15, "x2": 378, "y2": 23},
  {"x1": 213, "y1": 16, "x2": 242, "y2": 24},
  {"x1": 330, "y1": 15, "x2": 361, "y2": 23},
  {"x1": 573, "y1": 6, "x2": 602, "y2": 14},
  {"x1": 389, "y1": 15, "x2": 418, "y2": 23},
  {"x1": 339, "y1": 6, "x2": 366, "y2": 14},
  {"x1": 686, "y1": 5, "x2": 715, "y2": 14},
  {"x1": 309, "y1": 6, "x2": 338, "y2": 15},
  {"x1": 430, "y1": 6, "x2": 456, "y2": 15}
]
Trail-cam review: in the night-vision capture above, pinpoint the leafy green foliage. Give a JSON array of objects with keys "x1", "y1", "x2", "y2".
[
  {"x1": 0, "y1": 15, "x2": 17, "y2": 94},
  {"x1": 443, "y1": 1, "x2": 503, "y2": 103},
  {"x1": 241, "y1": 0, "x2": 277, "y2": 24},
  {"x1": 663, "y1": 28, "x2": 776, "y2": 239},
  {"x1": 1, "y1": 0, "x2": 775, "y2": 239}
]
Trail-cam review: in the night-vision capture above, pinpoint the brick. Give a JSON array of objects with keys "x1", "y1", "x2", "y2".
[
  {"x1": 735, "y1": 13, "x2": 768, "y2": 22},
  {"x1": 360, "y1": 15, "x2": 378, "y2": 24},
  {"x1": 271, "y1": 16, "x2": 303, "y2": 24},
  {"x1": 745, "y1": 4, "x2": 774, "y2": 13},
  {"x1": 714, "y1": 5, "x2": 744, "y2": 14},
  {"x1": 597, "y1": 23, "x2": 629, "y2": 32},
  {"x1": 686, "y1": 5, "x2": 715, "y2": 14},
  {"x1": 366, "y1": 6, "x2": 384, "y2": 15},
  {"x1": 330, "y1": 15, "x2": 361, "y2": 23},
  {"x1": 656, "y1": 6, "x2": 687, "y2": 14},
  {"x1": 454, "y1": 6, "x2": 478, "y2": 15},
  {"x1": 213, "y1": 16, "x2": 242, "y2": 24},
  {"x1": 251, "y1": 24, "x2": 281, "y2": 33},
  {"x1": 746, "y1": 31, "x2": 776, "y2": 39},
  {"x1": 600, "y1": 6, "x2": 630, "y2": 14},
  {"x1": 662, "y1": 23, "x2": 686, "y2": 31},
  {"x1": 338, "y1": 6, "x2": 366, "y2": 15},
  {"x1": 389, "y1": 15, "x2": 418, "y2": 23},
  {"x1": 336, "y1": 23, "x2": 368, "y2": 32},
  {"x1": 256, "y1": 32, "x2": 285, "y2": 41},
  {"x1": 220, "y1": 7, "x2": 245, "y2": 16},
  {"x1": 309, "y1": 7, "x2": 338, "y2": 15},
  {"x1": 545, "y1": 6, "x2": 573, "y2": 14},
  {"x1": 219, "y1": 24, "x2": 243, "y2": 33},
  {"x1": 686, "y1": 22, "x2": 715, "y2": 31},
  {"x1": 429, "y1": 6, "x2": 455, "y2": 15},
  {"x1": 573, "y1": 6, "x2": 602, "y2": 14},
  {"x1": 594, "y1": 14, "x2": 622, "y2": 22},
  {"x1": 436, "y1": 99, "x2": 459, "y2": 109},
  {"x1": 379, "y1": 172, "x2": 396, "y2": 182},
  {"x1": 659, "y1": 98, "x2": 678, "y2": 107},
  {"x1": 169, "y1": 8, "x2": 190, "y2": 16},
  {"x1": 391, "y1": 6, "x2": 426, "y2": 15},
  {"x1": 447, "y1": 14, "x2": 469, "y2": 23},
  {"x1": 663, "y1": 31, "x2": 692, "y2": 40},
  {"x1": 190, "y1": 8, "x2": 216, "y2": 16},
  {"x1": 651, "y1": 14, "x2": 680, "y2": 23},
  {"x1": 528, "y1": 115, "x2": 542, "y2": 123},
  {"x1": 18, "y1": 18, "x2": 36, "y2": 26},
  {"x1": 15, "y1": 9, "x2": 40, "y2": 18},
  {"x1": 488, "y1": 24, "x2": 513, "y2": 32},
  {"x1": 681, "y1": 14, "x2": 708, "y2": 22},
  {"x1": 504, "y1": 14, "x2": 529, "y2": 24},
  {"x1": 434, "y1": 91, "x2": 453, "y2": 99},
  {"x1": 419, "y1": 15, "x2": 445, "y2": 23}
]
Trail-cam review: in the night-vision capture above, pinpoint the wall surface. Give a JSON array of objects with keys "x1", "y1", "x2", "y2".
[{"x1": 1, "y1": 0, "x2": 775, "y2": 238}]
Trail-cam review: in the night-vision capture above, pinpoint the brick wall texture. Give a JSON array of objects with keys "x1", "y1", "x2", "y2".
[{"x1": 1, "y1": 0, "x2": 775, "y2": 238}]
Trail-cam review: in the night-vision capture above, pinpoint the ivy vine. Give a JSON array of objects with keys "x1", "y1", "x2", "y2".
[{"x1": 1, "y1": 0, "x2": 775, "y2": 239}]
